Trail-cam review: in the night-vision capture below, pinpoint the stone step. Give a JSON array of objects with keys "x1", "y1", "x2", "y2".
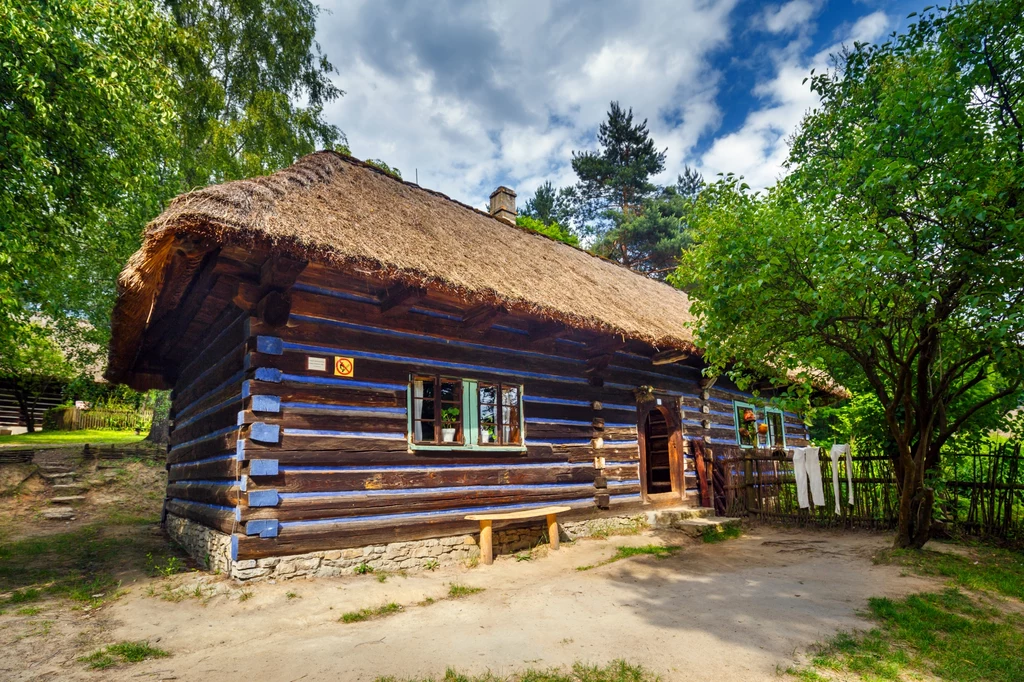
[
  {"x1": 42, "y1": 507, "x2": 76, "y2": 521},
  {"x1": 646, "y1": 506, "x2": 716, "y2": 528},
  {"x1": 674, "y1": 516, "x2": 742, "y2": 538},
  {"x1": 52, "y1": 483, "x2": 89, "y2": 494},
  {"x1": 50, "y1": 495, "x2": 86, "y2": 505},
  {"x1": 39, "y1": 471, "x2": 76, "y2": 481}
]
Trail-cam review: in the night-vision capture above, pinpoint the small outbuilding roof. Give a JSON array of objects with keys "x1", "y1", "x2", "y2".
[{"x1": 107, "y1": 152, "x2": 696, "y2": 382}]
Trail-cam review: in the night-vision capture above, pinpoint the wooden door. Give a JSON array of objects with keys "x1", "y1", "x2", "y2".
[{"x1": 637, "y1": 397, "x2": 685, "y2": 502}]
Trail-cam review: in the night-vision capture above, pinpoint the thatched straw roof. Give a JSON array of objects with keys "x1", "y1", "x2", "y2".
[{"x1": 107, "y1": 151, "x2": 696, "y2": 382}]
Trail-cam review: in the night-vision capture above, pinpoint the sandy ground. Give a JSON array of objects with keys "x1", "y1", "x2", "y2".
[{"x1": 1, "y1": 525, "x2": 941, "y2": 682}]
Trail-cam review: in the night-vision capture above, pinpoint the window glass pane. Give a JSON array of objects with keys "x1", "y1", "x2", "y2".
[
  {"x1": 479, "y1": 384, "x2": 497, "y2": 406},
  {"x1": 412, "y1": 378, "x2": 436, "y2": 443},
  {"x1": 439, "y1": 378, "x2": 462, "y2": 444},
  {"x1": 735, "y1": 403, "x2": 754, "y2": 447},
  {"x1": 502, "y1": 385, "x2": 522, "y2": 444},
  {"x1": 767, "y1": 410, "x2": 785, "y2": 447},
  {"x1": 501, "y1": 386, "x2": 519, "y2": 406}
]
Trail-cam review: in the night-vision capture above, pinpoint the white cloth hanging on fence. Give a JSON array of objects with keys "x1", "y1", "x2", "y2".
[
  {"x1": 830, "y1": 443, "x2": 854, "y2": 514},
  {"x1": 792, "y1": 446, "x2": 826, "y2": 509}
]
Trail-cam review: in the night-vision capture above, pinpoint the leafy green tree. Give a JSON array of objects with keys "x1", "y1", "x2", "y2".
[
  {"x1": 674, "y1": 0, "x2": 1024, "y2": 549},
  {"x1": 165, "y1": 0, "x2": 345, "y2": 189},
  {"x1": 2, "y1": 0, "x2": 347, "y2": 374},
  {"x1": 0, "y1": 0, "x2": 179, "y2": 356},
  {"x1": 0, "y1": 325, "x2": 76, "y2": 432},
  {"x1": 515, "y1": 215, "x2": 579, "y2": 247}
]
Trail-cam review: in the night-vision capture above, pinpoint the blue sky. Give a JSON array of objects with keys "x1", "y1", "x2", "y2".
[{"x1": 317, "y1": 0, "x2": 920, "y2": 208}]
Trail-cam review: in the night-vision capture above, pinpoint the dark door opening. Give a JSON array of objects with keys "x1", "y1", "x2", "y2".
[{"x1": 643, "y1": 409, "x2": 673, "y2": 494}]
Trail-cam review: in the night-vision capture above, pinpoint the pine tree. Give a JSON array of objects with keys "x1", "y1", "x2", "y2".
[{"x1": 570, "y1": 101, "x2": 666, "y2": 221}]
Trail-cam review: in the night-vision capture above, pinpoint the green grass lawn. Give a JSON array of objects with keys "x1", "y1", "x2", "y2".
[
  {"x1": 790, "y1": 543, "x2": 1024, "y2": 681},
  {"x1": 0, "y1": 429, "x2": 146, "y2": 447}
]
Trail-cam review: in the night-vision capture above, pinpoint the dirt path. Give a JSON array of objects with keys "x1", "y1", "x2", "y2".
[{"x1": 4, "y1": 525, "x2": 941, "y2": 682}]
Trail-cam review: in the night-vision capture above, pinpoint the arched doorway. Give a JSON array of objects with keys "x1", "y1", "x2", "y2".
[
  {"x1": 637, "y1": 398, "x2": 685, "y2": 501},
  {"x1": 643, "y1": 410, "x2": 673, "y2": 494}
]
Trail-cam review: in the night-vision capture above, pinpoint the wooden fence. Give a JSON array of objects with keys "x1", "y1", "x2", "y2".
[
  {"x1": 43, "y1": 406, "x2": 153, "y2": 432},
  {"x1": 703, "y1": 442, "x2": 1024, "y2": 543}
]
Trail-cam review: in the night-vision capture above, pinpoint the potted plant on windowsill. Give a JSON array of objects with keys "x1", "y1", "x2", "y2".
[
  {"x1": 441, "y1": 406, "x2": 460, "y2": 443},
  {"x1": 479, "y1": 426, "x2": 496, "y2": 444}
]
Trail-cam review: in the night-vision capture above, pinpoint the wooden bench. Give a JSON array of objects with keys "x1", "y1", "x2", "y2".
[{"x1": 465, "y1": 505, "x2": 571, "y2": 565}]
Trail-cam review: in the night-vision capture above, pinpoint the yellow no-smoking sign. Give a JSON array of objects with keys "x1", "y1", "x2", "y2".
[{"x1": 334, "y1": 356, "x2": 355, "y2": 377}]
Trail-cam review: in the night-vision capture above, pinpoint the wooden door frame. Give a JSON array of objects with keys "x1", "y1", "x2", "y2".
[{"x1": 636, "y1": 395, "x2": 685, "y2": 503}]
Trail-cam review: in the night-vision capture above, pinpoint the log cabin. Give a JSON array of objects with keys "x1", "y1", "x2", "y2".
[{"x1": 106, "y1": 151, "x2": 815, "y2": 578}]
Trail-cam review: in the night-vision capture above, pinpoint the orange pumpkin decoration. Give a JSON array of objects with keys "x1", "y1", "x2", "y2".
[
  {"x1": 757, "y1": 423, "x2": 769, "y2": 436},
  {"x1": 743, "y1": 408, "x2": 756, "y2": 422}
]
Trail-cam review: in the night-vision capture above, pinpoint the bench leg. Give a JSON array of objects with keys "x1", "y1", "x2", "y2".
[
  {"x1": 479, "y1": 520, "x2": 493, "y2": 565},
  {"x1": 547, "y1": 514, "x2": 559, "y2": 550}
]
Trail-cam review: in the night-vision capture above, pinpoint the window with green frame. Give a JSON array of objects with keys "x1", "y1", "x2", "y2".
[
  {"x1": 409, "y1": 376, "x2": 525, "y2": 451},
  {"x1": 733, "y1": 400, "x2": 757, "y2": 448},
  {"x1": 764, "y1": 407, "x2": 786, "y2": 448}
]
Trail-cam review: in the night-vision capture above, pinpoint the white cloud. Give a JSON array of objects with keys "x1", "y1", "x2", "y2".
[
  {"x1": 315, "y1": 1, "x2": 894, "y2": 205},
  {"x1": 758, "y1": 0, "x2": 822, "y2": 35},
  {"x1": 697, "y1": 9, "x2": 893, "y2": 189}
]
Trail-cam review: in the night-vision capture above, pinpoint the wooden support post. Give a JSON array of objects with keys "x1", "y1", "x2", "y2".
[
  {"x1": 547, "y1": 514, "x2": 559, "y2": 550},
  {"x1": 479, "y1": 520, "x2": 493, "y2": 565},
  {"x1": 744, "y1": 451, "x2": 755, "y2": 513}
]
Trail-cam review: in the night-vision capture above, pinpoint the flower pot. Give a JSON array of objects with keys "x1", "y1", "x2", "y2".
[
  {"x1": 441, "y1": 428, "x2": 456, "y2": 443},
  {"x1": 479, "y1": 430, "x2": 491, "y2": 444}
]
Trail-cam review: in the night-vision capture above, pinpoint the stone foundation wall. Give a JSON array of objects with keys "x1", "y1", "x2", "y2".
[
  {"x1": 164, "y1": 512, "x2": 650, "y2": 581},
  {"x1": 164, "y1": 513, "x2": 234, "y2": 574}
]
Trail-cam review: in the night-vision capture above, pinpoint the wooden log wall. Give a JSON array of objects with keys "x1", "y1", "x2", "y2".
[{"x1": 160, "y1": 261, "x2": 815, "y2": 561}]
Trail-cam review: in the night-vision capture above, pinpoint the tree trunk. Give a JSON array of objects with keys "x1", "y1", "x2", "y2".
[
  {"x1": 145, "y1": 390, "x2": 171, "y2": 445},
  {"x1": 892, "y1": 447, "x2": 936, "y2": 549},
  {"x1": 13, "y1": 389, "x2": 34, "y2": 433}
]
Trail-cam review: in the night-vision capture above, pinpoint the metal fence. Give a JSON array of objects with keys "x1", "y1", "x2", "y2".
[{"x1": 702, "y1": 442, "x2": 1024, "y2": 543}]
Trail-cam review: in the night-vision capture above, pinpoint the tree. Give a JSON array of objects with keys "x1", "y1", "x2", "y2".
[
  {"x1": 674, "y1": 1, "x2": 1024, "y2": 549},
  {"x1": 570, "y1": 101, "x2": 666, "y2": 229},
  {"x1": 515, "y1": 215, "x2": 579, "y2": 247},
  {"x1": 0, "y1": 325, "x2": 76, "y2": 432},
  {"x1": 0, "y1": 0, "x2": 179, "y2": 358},
  {"x1": 522, "y1": 181, "x2": 557, "y2": 224},
  {"x1": 1, "y1": 0, "x2": 347, "y2": 376},
  {"x1": 593, "y1": 169, "x2": 702, "y2": 278},
  {"x1": 165, "y1": 0, "x2": 346, "y2": 189}
]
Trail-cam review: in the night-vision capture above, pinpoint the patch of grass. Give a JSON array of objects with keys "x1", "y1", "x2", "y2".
[
  {"x1": 0, "y1": 525, "x2": 183, "y2": 608},
  {"x1": 0, "y1": 429, "x2": 146, "y2": 446},
  {"x1": 373, "y1": 659, "x2": 659, "y2": 682},
  {"x1": 238, "y1": 589, "x2": 253, "y2": 602},
  {"x1": 340, "y1": 602, "x2": 403, "y2": 623},
  {"x1": 286, "y1": 591, "x2": 300, "y2": 599},
  {"x1": 16, "y1": 606, "x2": 41, "y2": 616},
  {"x1": 793, "y1": 588, "x2": 1024, "y2": 682},
  {"x1": 576, "y1": 544, "x2": 680, "y2": 572},
  {"x1": 448, "y1": 583, "x2": 483, "y2": 599},
  {"x1": 354, "y1": 562, "x2": 374, "y2": 575},
  {"x1": 79, "y1": 641, "x2": 169, "y2": 670},
  {"x1": 423, "y1": 558, "x2": 439, "y2": 571},
  {"x1": 700, "y1": 524, "x2": 742, "y2": 543},
  {"x1": 514, "y1": 552, "x2": 533, "y2": 562},
  {"x1": 418, "y1": 596, "x2": 436, "y2": 606},
  {"x1": 377, "y1": 572, "x2": 388, "y2": 583},
  {"x1": 875, "y1": 544, "x2": 1024, "y2": 600},
  {"x1": 6, "y1": 588, "x2": 41, "y2": 604},
  {"x1": 146, "y1": 552, "x2": 187, "y2": 577}
]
